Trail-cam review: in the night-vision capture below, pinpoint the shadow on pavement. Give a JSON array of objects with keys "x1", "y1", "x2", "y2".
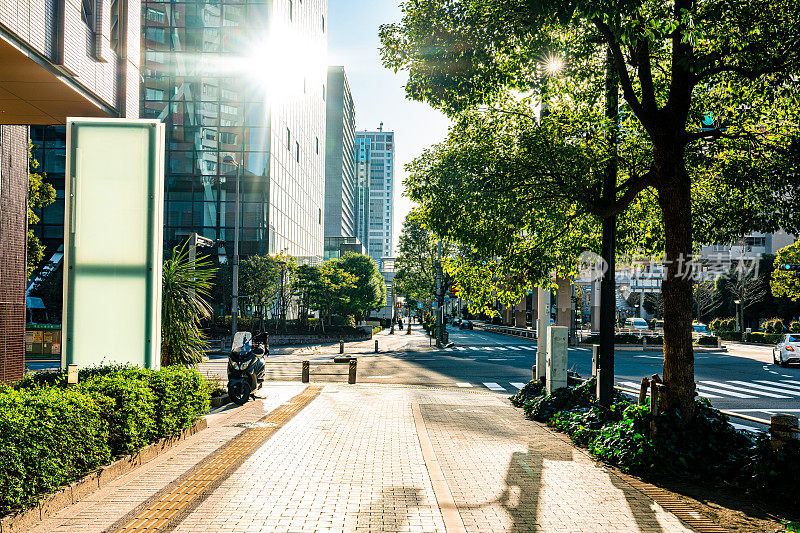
[{"x1": 354, "y1": 486, "x2": 422, "y2": 531}]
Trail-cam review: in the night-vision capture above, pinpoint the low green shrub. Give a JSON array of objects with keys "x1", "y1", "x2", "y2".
[
  {"x1": 790, "y1": 321, "x2": 800, "y2": 333},
  {"x1": 509, "y1": 375, "x2": 798, "y2": 509},
  {"x1": 743, "y1": 332, "x2": 783, "y2": 344},
  {"x1": 0, "y1": 387, "x2": 111, "y2": 513},
  {"x1": 80, "y1": 370, "x2": 156, "y2": 456},
  {"x1": 697, "y1": 335, "x2": 718, "y2": 346},
  {"x1": 3, "y1": 365, "x2": 210, "y2": 516},
  {"x1": 717, "y1": 330, "x2": 742, "y2": 341}
]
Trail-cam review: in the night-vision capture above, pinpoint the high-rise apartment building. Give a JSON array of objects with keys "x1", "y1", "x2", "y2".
[
  {"x1": 0, "y1": 0, "x2": 140, "y2": 381},
  {"x1": 355, "y1": 127, "x2": 394, "y2": 260},
  {"x1": 142, "y1": 0, "x2": 327, "y2": 260},
  {"x1": 324, "y1": 66, "x2": 356, "y2": 240}
]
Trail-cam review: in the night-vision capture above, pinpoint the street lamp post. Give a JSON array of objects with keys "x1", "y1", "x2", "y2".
[
  {"x1": 223, "y1": 155, "x2": 242, "y2": 338},
  {"x1": 734, "y1": 299, "x2": 742, "y2": 332}
]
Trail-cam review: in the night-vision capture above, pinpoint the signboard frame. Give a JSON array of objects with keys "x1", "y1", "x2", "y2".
[{"x1": 62, "y1": 118, "x2": 165, "y2": 370}]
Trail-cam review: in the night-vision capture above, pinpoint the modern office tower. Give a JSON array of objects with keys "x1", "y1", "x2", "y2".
[
  {"x1": 142, "y1": 0, "x2": 328, "y2": 261},
  {"x1": 0, "y1": 0, "x2": 141, "y2": 382},
  {"x1": 355, "y1": 126, "x2": 394, "y2": 260},
  {"x1": 324, "y1": 66, "x2": 356, "y2": 239}
]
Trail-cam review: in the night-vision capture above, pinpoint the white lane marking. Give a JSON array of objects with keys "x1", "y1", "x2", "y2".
[
  {"x1": 487, "y1": 358, "x2": 509, "y2": 362},
  {"x1": 730, "y1": 422, "x2": 762, "y2": 433},
  {"x1": 483, "y1": 382, "x2": 507, "y2": 391},
  {"x1": 781, "y1": 374, "x2": 793, "y2": 378},
  {"x1": 456, "y1": 382, "x2": 473, "y2": 388},
  {"x1": 507, "y1": 346, "x2": 522, "y2": 351},
  {"x1": 510, "y1": 382, "x2": 527, "y2": 390},
  {"x1": 696, "y1": 390, "x2": 723, "y2": 399},
  {"x1": 456, "y1": 347, "x2": 468, "y2": 351},
  {"x1": 519, "y1": 346, "x2": 536, "y2": 351},
  {"x1": 633, "y1": 355, "x2": 663, "y2": 359},
  {"x1": 698, "y1": 380, "x2": 789, "y2": 399},
  {"x1": 728, "y1": 380, "x2": 800, "y2": 396},
  {"x1": 695, "y1": 383, "x2": 757, "y2": 399}
]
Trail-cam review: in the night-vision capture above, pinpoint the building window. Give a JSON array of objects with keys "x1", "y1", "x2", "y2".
[
  {"x1": 81, "y1": 0, "x2": 98, "y2": 57},
  {"x1": 322, "y1": 15, "x2": 325, "y2": 32},
  {"x1": 288, "y1": 0, "x2": 293, "y2": 21},
  {"x1": 296, "y1": 141, "x2": 300, "y2": 162},
  {"x1": 286, "y1": 128, "x2": 291, "y2": 150},
  {"x1": 146, "y1": 7, "x2": 165, "y2": 23},
  {"x1": 315, "y1": 137, "x2": 319, "y2": 154}
]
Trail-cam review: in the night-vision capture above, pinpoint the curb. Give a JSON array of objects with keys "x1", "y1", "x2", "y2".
[
  {"x1": 210, "y1": 394, "x2": 230, "y2": 408},
  {"x1": 0, "y1": 417, "x2": 208, "y2": 533}
]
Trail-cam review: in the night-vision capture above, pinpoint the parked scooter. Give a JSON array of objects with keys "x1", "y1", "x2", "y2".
[{"x1": 227, "y1": 331, "x2": 268, "y2": 405}]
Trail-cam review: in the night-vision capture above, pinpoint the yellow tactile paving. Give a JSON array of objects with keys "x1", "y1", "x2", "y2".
[{"x1": 115, "y1": 385, "x2": 322, "y2": 532}]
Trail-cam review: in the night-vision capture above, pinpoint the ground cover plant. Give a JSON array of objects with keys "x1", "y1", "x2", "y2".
[
  {"x1": 511, "y1": 378, "x2": 800, "y2": 509},
  {"x1": 0, "y1": 365, "x2": 210, "y2": 515}
]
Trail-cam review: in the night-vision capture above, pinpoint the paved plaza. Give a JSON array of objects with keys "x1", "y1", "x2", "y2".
[{"x1": 30, "y1": 376, "x2": 700, "y2": 533}]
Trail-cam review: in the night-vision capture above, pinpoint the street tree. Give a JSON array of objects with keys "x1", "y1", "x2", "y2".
[
  {"x1": 380, "y1": 0, "x2": 800, "y2": 419},
  {"x1": 717, "y1": 265, "x2": 769, "y2": 329},
  {"x1": 693, "y1": 279, "x2": 719, "y2": 322},
  {"x1": 771, "y1": 242, "x2": 800, "y2": 302},
  {"x1": 394, "y1": 209, "x2": 455, "y2": 310},
  {"x1": 27, "y1": 145, "x2": 55, "y2": 277},
  {"x1": 337, "y1": 253, "x2": 387, "y2": 322}
]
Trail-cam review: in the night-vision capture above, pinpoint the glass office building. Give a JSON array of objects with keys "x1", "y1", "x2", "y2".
[
  {"x1": 324, "y1": 66, "x2": 356, "y2": 239},
  {"x1": 355, "y1": 128, "x2": 394, "y2": 260},
  {"x1": 142, "y1": 0, "x2": 327, "y2": 259}
]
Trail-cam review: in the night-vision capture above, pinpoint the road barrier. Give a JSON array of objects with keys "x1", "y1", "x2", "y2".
[
  {"x1": 296, "y1": 357, "x2": 357, "y2": 384},
  {"x1": 473, "y1": 322, "x2": 537, "y2": 339}
]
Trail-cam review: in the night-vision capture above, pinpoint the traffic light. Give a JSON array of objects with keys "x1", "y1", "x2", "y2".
[{"x1": 779, "y1": 264, "x2": 800, "y2": 272}]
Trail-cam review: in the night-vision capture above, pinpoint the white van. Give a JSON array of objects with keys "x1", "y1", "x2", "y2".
[{"x1": 625, "y1": 317, "x2": 650, "y2": 331}]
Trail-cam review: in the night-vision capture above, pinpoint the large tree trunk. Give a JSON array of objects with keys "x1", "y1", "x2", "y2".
[{"x1": 656, "y1": 148, "x2": 696, "y2": 421}]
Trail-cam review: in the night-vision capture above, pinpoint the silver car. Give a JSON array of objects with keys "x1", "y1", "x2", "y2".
[{"x1": 773, "y1": 334, "x2": 800, "y2": 367}]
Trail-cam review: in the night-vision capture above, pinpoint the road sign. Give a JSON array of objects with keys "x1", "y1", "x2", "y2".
[{"x1": 417, "y1": 302, "x2": 423, "y2": 309}]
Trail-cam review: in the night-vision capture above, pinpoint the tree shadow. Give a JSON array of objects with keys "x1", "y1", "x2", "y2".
[{"x1": 353, "y1": 486, "x2": 423, "y2": 532}]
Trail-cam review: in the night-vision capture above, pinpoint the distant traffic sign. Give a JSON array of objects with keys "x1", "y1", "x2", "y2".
[{"x1": 417, "y1": 302, "x2": 423, "y2": 309}]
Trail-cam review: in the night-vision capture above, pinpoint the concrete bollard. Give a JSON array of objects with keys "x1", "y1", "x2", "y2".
[
  {"x1": 770, "y1": 413, "x2": 799, "y2": 451},
  {"x1": 339, "y1": 340, "x2": 344, "y2": 354},
  {"x1": 301, "y1": 361, "x2": 310, "y2": 383},
  {"x1": 375, "y1": 340, "x2": 379, "y2": 353},
  {"x1": 545, "y1": 326, "x2": 568, "y2": 395},
  {"x1": 348, "y1": 358, "x2": 357, "y2": 384}
]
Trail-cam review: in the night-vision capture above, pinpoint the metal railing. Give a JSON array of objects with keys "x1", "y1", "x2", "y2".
[{"x1": 472, "y1": 322, "x2": 537, "y2": 339}]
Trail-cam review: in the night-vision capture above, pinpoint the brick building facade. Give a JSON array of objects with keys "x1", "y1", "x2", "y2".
[{"x1": 0, "y1": 0, "x2": 140, "y2": 381}]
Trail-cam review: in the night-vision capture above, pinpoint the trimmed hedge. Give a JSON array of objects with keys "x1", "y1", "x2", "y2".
[
  {"x1": 715, "y1": 331, "x2": 783, "y2": 344},
  {"x1": 697, "y1": 335, "x2": 719, "y2": 346},
  {"x1": 581, "y1": 333, "x2": 663, "y2": 345},
  {"x1": 2, "y1": 366, "x2": 210, "y2": 515}
]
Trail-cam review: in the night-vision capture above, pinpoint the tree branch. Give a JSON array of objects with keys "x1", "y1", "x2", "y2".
[
  {"x1": 591, "y1": 170, "x2": 655, "y2": 218},
  {"x1": 592, "y1": 18, "x2": 646, "y2": 121}
]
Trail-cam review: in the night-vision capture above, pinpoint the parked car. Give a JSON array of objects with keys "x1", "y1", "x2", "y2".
[
  {"x1": 773, "y1": 334, "x2": 800, "y2": 367},
  {"x1": 624, "y1": 317, "x2": 649, "y2": 330},
  {"x1": 459, "y1": 320, "x2": 473, "y2": 330},
  {"x1": 692, "y1": 322, "x2": 712, "y2": 339}
]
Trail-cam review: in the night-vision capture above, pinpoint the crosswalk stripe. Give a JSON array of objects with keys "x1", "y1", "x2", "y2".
[
  {"x1": 519, "y1": 346, "x2": 536, "y2": 351},
  {"x1": 507, "y1": 346, "x2": 522, "y2": 351},
  {"x1": 777, "y1": 380, "x2": 800, "y2": 389},
  {"x1": 456, "y1": 347, "x2": 467, "y2": 351},
  {"x1": 510, "y1": 382, "x2": 527, "y2": 390},
  {"x1": 729, "y1": 380, "x2": 800, "y2": 396},
  {"x1": 696, "y1": 390, "x2": 723, "y2": 399},
  {"x1": 699, "y1": 380, "x2": 789, "y2": 399},
  {"x1": 483, "y1": 382, "x2": 507, "y2": 391},
  {"x1": 456, "y1": 382, "x2": 473, "y2": 388},
  {"x1": 695, "y1": 383, "x2": 756, "y2": 399}
]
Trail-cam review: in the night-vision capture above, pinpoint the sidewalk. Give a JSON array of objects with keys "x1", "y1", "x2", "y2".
[{"x1": 29, "y1": 382, "x2": 702, "y2": 533}]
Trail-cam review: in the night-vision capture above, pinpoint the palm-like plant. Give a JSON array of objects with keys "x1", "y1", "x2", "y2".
[{"x1": 161, "y1": 243, "x2": 216, "y2": 367}]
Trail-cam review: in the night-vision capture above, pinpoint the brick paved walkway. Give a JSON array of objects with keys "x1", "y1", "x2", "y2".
[{"x1": 31, "y1": 383, "x2": 697, "y2": 533}]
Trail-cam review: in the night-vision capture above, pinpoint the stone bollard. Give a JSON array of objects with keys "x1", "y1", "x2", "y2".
[
  {"x1": 339, "y1": 340, "x2": 344, "y2": 354},
  {"x1": 301, "y1": 361, "x2": 310, "y2": 383},
  {"x1": 770, "y1": 413, "x2": 799, "y2": 451},
  {"x1": 545, "y1": 326, "x2": 568, "y2": 395}
]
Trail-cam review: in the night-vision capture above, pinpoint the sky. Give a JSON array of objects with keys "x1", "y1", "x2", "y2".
[{"x1": 327, "y1": 0, "x2": 451, "y2": 253}]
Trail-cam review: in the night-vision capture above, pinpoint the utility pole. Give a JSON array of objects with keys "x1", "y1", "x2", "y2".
[
  {"x1": 597, "y1": 47, "x2": 619, "y2": 406},
  {"x1": 225, "y1": 156, "x2": 242, "y2": 339},
  {"x1": 435, "y1": 240, "x2": 443, "y2": 348}
]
